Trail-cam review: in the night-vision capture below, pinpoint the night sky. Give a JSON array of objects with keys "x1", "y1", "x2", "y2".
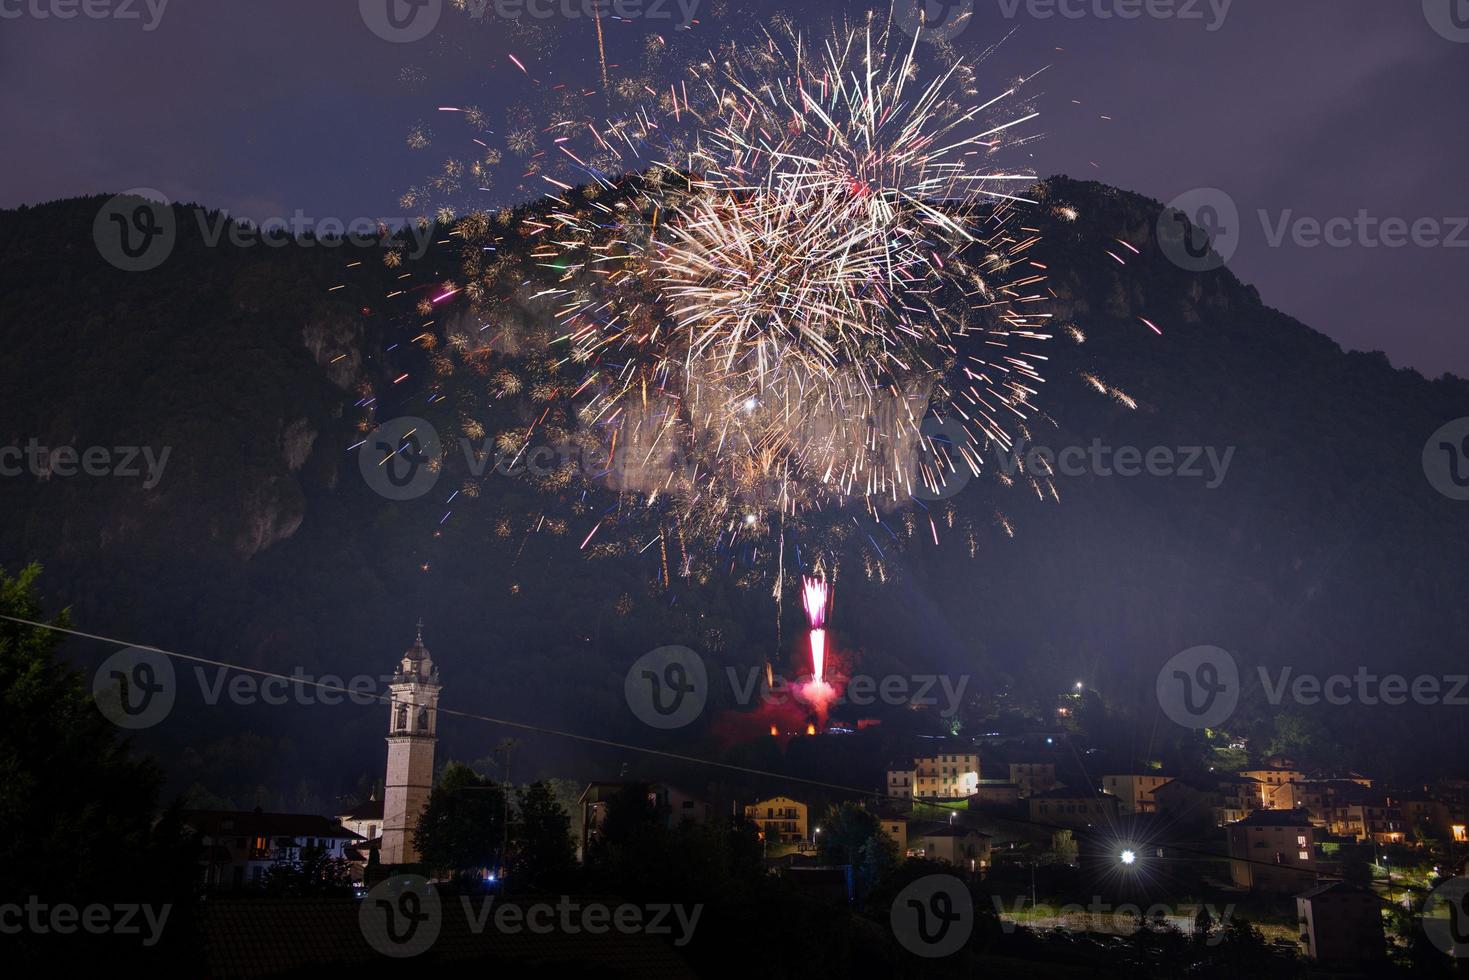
[{"x1": 4, "y1": 0, "x2": 1465, "y2": 376}]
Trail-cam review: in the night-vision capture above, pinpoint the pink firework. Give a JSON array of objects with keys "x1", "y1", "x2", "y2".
[
  {"x1": 802, "y1": 576, "x2": 830, "y2": 683},
  {"x1": 801, "y1": 576, "x2": 829, "y2": 630}
]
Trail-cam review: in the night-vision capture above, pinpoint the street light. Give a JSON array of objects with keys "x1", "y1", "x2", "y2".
[{"x1": 1120, "y1": 849, "x2": 1137, "y2": 866}]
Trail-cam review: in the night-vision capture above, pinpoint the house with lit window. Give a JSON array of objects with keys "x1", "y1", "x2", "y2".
[
  {"x1": 1238, "y1": 758, "x2": 1305, "y2": 809},
  {"x1": 1227, "y1": 808, "x2": 1318, "y2": 893},
  {"x1": 1153, "y1": 775, "x2": 1257, "y2": 830},
  {"x1": 1259, "y1": 777, "x2": 1381, "y2": 825},
  {"x1": 181, "y1": 809, "x2": 365, "y2": 891},
  {"x1": 887, "y1": 751, "x2": 980, "y2": 801},
  {"x1": 1400, "y1": 795, "x2": 1469, "y2": 844},
  {"x1": 908, "y1": 823, "x2": 991, "y2": 870},
  {"x1": 1217, "y1": 775, "x2": 1261, "y2": 822},
  {"x1": 1324, "y1": 795, "x2": 1405, "y2": 844},
  {"x1": 877, "y1": 813, "x2": 909, "y2": 859},
  {"x1": 743, "y1": 795, "x2": 809, "y2": 845}
]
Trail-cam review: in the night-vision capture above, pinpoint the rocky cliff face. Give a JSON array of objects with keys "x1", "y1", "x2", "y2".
[{"x1": 1, "y1": 180, "x2": 1466, "y2": 793}]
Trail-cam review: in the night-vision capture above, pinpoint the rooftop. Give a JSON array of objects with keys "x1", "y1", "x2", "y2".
[
  {"x1": 337, "y1": 796, "x2": 383, "y2": 821},
  {"x1": 180, "y1": 809, "x2": 365, "y2": 841},
  {"x1": 1232, "y1": 808, "x2": 1313, "y2": 828},
  {"x1": 1029, "y1": 787, "x2": 1105, "y2": 800},
  {"x1": 1297, "y1": 880, "x2": 1377, "y2": 901}
]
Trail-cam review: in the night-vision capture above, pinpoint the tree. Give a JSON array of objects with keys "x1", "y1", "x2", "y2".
[
  {"x1": 596, "y1": 781, "x2": 659, "y2": 849},
  {"x1": 1341, "y1": 855, "x2": 1373, "y2": 887},
  {"x1": 509, "y1": 780, "x2": 576, "y2": 891},
  {"x1": 581, "y1": 783, "x2": 664, "y2": 893},
  {"x1": 816, "y1": 802, "x2": 898, "y2": 901},
  {"x1": 1041, "y1": 829, "x2": 1078, "y2": 865},
  {"x1": 262, "y1": 845, "x2": 354, "y2": 896},
  {"x1": 413, "y1": 761, "x2": 505, "y2": 878},
  {"x1": 0, "y1": 564, "x2": 196, "y2": 965},
  {"x1": 1191, "y1": 903, "x2": 1213, "y2": 941},
  {"x1": 1212, "y1": 918, "x2": 1278, "y2": 976},
  {"x1": 1266, "y1": 711, "x2": 1332, "y2": 765}
]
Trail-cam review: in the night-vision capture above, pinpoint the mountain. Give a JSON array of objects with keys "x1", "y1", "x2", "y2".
[{"x1": 1, "y1": 177, "x2": 1466, "y2": 808}]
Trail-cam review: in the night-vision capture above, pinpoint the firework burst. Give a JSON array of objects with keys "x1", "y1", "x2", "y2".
[
  {"x1": 355, "y1": 9, "x2": 1136, "y2": 590},
  {"x1": 541, "y1": 16, "x2": 1051, "y2": 527}
]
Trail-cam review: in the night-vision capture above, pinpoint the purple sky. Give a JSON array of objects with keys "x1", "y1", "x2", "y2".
[{"x1": 4, "y1": 0, "x2": 1465, "y2": 377}]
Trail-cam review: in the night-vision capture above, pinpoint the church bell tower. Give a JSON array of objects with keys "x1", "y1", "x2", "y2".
[{"x1": 380, "y1": 621, "x2": 441, "y2": 865}]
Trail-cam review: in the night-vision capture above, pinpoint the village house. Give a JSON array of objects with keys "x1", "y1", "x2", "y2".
[
  {"x1": 180, "y1": 809, "x2": 364, "y2": 891},
  {"x1": 1007, "y1": 762, "x2": 1058, "y2": 796},
  {"x1": 877, "y1": 812, "x2": 909, "y2": 858},
  {"x1": 1102, "y1": 773, "x2": 1173, "y2": 815},
  {"x1": 968, "y1": 781, "x2": 1022, "y2": 810},
  {"x1": 887, "y1": 750, "x2": 981, "y2": 801},
  {"x1": 743, "y1": 795, "x2": 809, "y2": 846},
  {"x1": 1028, "y1": 787, "x2": 1121, "y2": 830},
  {"x1": 579, "y1": 782, "x2": 712, "y2": 858},
  {"x1": 908, "y1": 823, "x2": 991, "y2": 870},
  {"x1": 1296, "y1": 881, "x2": 1386, "y2": 964},
  {"x1": 1238, "y1": 757, "x2": 1306, "y2": 809},
  {"x1": 1227, "y1": 808, "x2": 1318, "y2": 893},
  {"x1": 1324, "y1": 795, "x2": 1405, "y2": 844},
  {"x1": 336, "y1": 793, "x2": 383, "y2": 843}
]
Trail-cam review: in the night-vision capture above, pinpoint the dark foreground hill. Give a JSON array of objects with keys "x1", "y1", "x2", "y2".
[{"x1": 1, "y1": 177, "x2": 1465, "y2": 806}]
